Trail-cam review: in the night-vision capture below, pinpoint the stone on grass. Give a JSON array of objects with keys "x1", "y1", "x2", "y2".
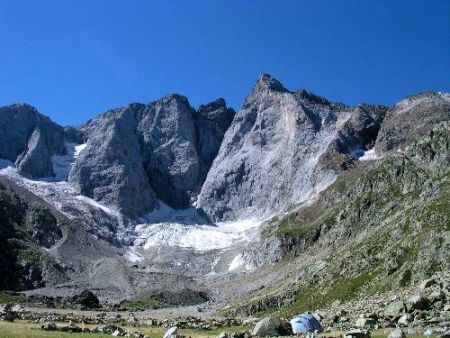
[
  {"x1": 252, "y1": 317, "x2": 292, "y2": 336},
  {"x1": 384, "y1": 301, "x2": 406, "y2": 318},
  {"x1": 388, "y1": 328, "x2": 406, "y2": 338},
  {"x1": 344, "y1": 328, "x2": 371, "y2": 338},
  {"x1": 163, "y1": 326, "x2": 178, "y2": 338}
]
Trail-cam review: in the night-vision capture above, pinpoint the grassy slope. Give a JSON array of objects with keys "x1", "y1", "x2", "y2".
[{"x1": 226, "y1": 123, "x2": 450, "y2": 317}]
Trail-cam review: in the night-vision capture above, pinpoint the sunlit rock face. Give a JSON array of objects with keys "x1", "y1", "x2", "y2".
[{"x1": 197, "y1": 74, "x2": 387, "y2": 221}]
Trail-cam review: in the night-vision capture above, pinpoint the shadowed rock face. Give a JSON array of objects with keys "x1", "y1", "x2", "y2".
[
  {"x1": 68, "y1": 95, "x2": 234, "y2": 216},
  {"x1": 197, "y1": 74, "x2": 388, "y2": 221},
  {"x1": 0, "y1": 104, "x2": 65, "y2": 178},
  {"x1": 68, "y1": 104, "x2": 157, "y2": 217}
]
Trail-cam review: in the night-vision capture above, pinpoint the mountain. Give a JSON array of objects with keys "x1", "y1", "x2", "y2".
[
  {"x1": 69, "y1": 95, "x2": 234, "y2": 217},
  {"x1": 197, "y1": 74, "x2": 388, "y2": 221},
  {"x1": 0, "y1": 75, "x2": 448, "y2": 317},
  {"x1": 0, "y1": 104, "x2": 65, "y2": 179}
]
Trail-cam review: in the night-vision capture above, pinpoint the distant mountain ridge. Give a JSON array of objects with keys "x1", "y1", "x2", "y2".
[{"x1": 1, "y1": 75, "x2": 450, "y2": 222}]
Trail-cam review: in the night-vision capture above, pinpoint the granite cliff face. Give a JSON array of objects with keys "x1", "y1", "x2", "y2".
[
  {"x1": 0, "y1": 104, "x2": 65, "y2": 179},
  {"x1": 197, "y1": 74, "x2": 387, "y2": 221},
  {"x1": 68, "y1": 95, "x2": 234, "y2": 216}
]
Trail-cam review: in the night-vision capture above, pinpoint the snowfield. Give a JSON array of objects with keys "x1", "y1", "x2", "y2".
[
  {"x1": 134, "y1": 202, "x2": 260, "y2": 251},
  {"x1": 51, "y1": 142, "x2": 87, "y2": 181}
]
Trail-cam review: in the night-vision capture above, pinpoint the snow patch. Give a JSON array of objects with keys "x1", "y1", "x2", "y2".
[
  {"x1": 76, "y1": 195, "x2": 119, "y2": 216},
  {"x1": 228, "y1": 254, "x2": 244, "y2": 271},
  {"x1": 228, "y1": 254, "x2": 253, "y2": 271},
  {"x1": 51, "y1": 142, "x2": 87, "y2": 181},
  {"x1": 351, "y1": 148, "x2": 381, "y2": 161},
  {"x1": 124, "y1": 247, "x2": 144, "y2": 262}
]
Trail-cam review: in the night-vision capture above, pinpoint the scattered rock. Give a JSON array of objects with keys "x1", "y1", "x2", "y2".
[{"x1": 388, "y1": 328, "x2": 406, "y2": 338}]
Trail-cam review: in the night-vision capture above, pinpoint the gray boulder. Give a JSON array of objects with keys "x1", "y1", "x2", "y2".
[
  {"x1": 388, "y1": 328, "x2": 406, "y2": 338},
  {"x1": 163, "y1": 326, "x2": 178, "y2": 338},
  {"x1": 344, "y1": 329, "x2": 371, "y2": 338},
  {"x1": 384, "y1": 301, "x2": 406, "y2": 318},
  {"x1": 251, "y1": 317, "x2": 292, "y2": 336}
]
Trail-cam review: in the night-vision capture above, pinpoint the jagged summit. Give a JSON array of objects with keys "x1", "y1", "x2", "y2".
[
  {"x1": 1, "y1": 78, "x2": 449, "y2": 220},
  {"x1": 255, "y1": 73, "x2": 289, "y2": 93}
]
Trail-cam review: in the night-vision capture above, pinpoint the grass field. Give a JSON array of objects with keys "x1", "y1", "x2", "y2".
[
  {"x1": 0, "y1": 321, "x2": 246, "y2": 338},
  {"x1": 0, "y1": 321, "x2": 429, "y2": 338}
]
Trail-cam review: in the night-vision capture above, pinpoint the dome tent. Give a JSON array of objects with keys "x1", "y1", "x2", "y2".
[{"x1": 290, "y1": 313, "x2": 323, "y2": 333}]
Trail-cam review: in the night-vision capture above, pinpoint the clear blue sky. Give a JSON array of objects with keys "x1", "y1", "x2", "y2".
[{"x1": 0, "y1": 0, "x2": 449, "y2": 126}]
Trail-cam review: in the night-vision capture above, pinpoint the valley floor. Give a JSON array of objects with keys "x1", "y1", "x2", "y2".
[{"x1": 0, "y1": 320, "x2": 429, "y2": 338}]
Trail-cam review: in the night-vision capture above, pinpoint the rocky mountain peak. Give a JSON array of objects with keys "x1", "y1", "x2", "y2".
[{"x1": 254, "y1": 73, "x2": 289, "y2": 93}]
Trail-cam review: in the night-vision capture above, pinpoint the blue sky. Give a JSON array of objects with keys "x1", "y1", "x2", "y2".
[{"x1": 0, "y1": 0, "x2": 449, "y2": 126}]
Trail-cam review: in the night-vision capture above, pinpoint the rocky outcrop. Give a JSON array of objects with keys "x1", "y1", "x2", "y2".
[
  {"x1": 197, "y1": 74, "x2": 386, "y2": 221},
  {"x1": 0, "y1": 104, "x2": 65, "y2": 178},
  {"x1": 194, "y1": 98, "x2": 235, "y2": 183},
  {"x1": 0, "y1": 178, "x2": 67, "y2": 291},
  {"x1": 375, "y1": 92, "x2": 450, "y2": 154},
  {"x1": 68, "y1": 95, "x2": 234, "y2": 216}
]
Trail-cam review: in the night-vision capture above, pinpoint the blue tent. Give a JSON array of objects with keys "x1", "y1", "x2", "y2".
[{"x1": 290, "y1": 313, "x2": 323, "y2": 333}]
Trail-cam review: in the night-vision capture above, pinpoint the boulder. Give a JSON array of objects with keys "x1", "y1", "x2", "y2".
[
  {"x1": 384, "y1": 301, "x2": 406, "y2": 318},
  {"x1": 163, "y1": 326, "x2": 178, "y2": 338},
  {"x1": 355, "y1": 317, "x2": 376, "y2": 328},
  {"x1": 407, "y1": 294, "x2": 430, "y2": 310},
  {"x1": 344, "y1": 329, "x2": 371, "y2": 338},
  {"x1": 41, "y1": 322, "x2": 57, "y2": 331},
  {"x1": 397, "y1": 313, "x2": 413, "y2": 327},
  {"x1": 251, "y1": 317, "x2": 292, "y2": 336},
  {"x1": 388, "y1": 328, "x2": 406, "y2": 338}
]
